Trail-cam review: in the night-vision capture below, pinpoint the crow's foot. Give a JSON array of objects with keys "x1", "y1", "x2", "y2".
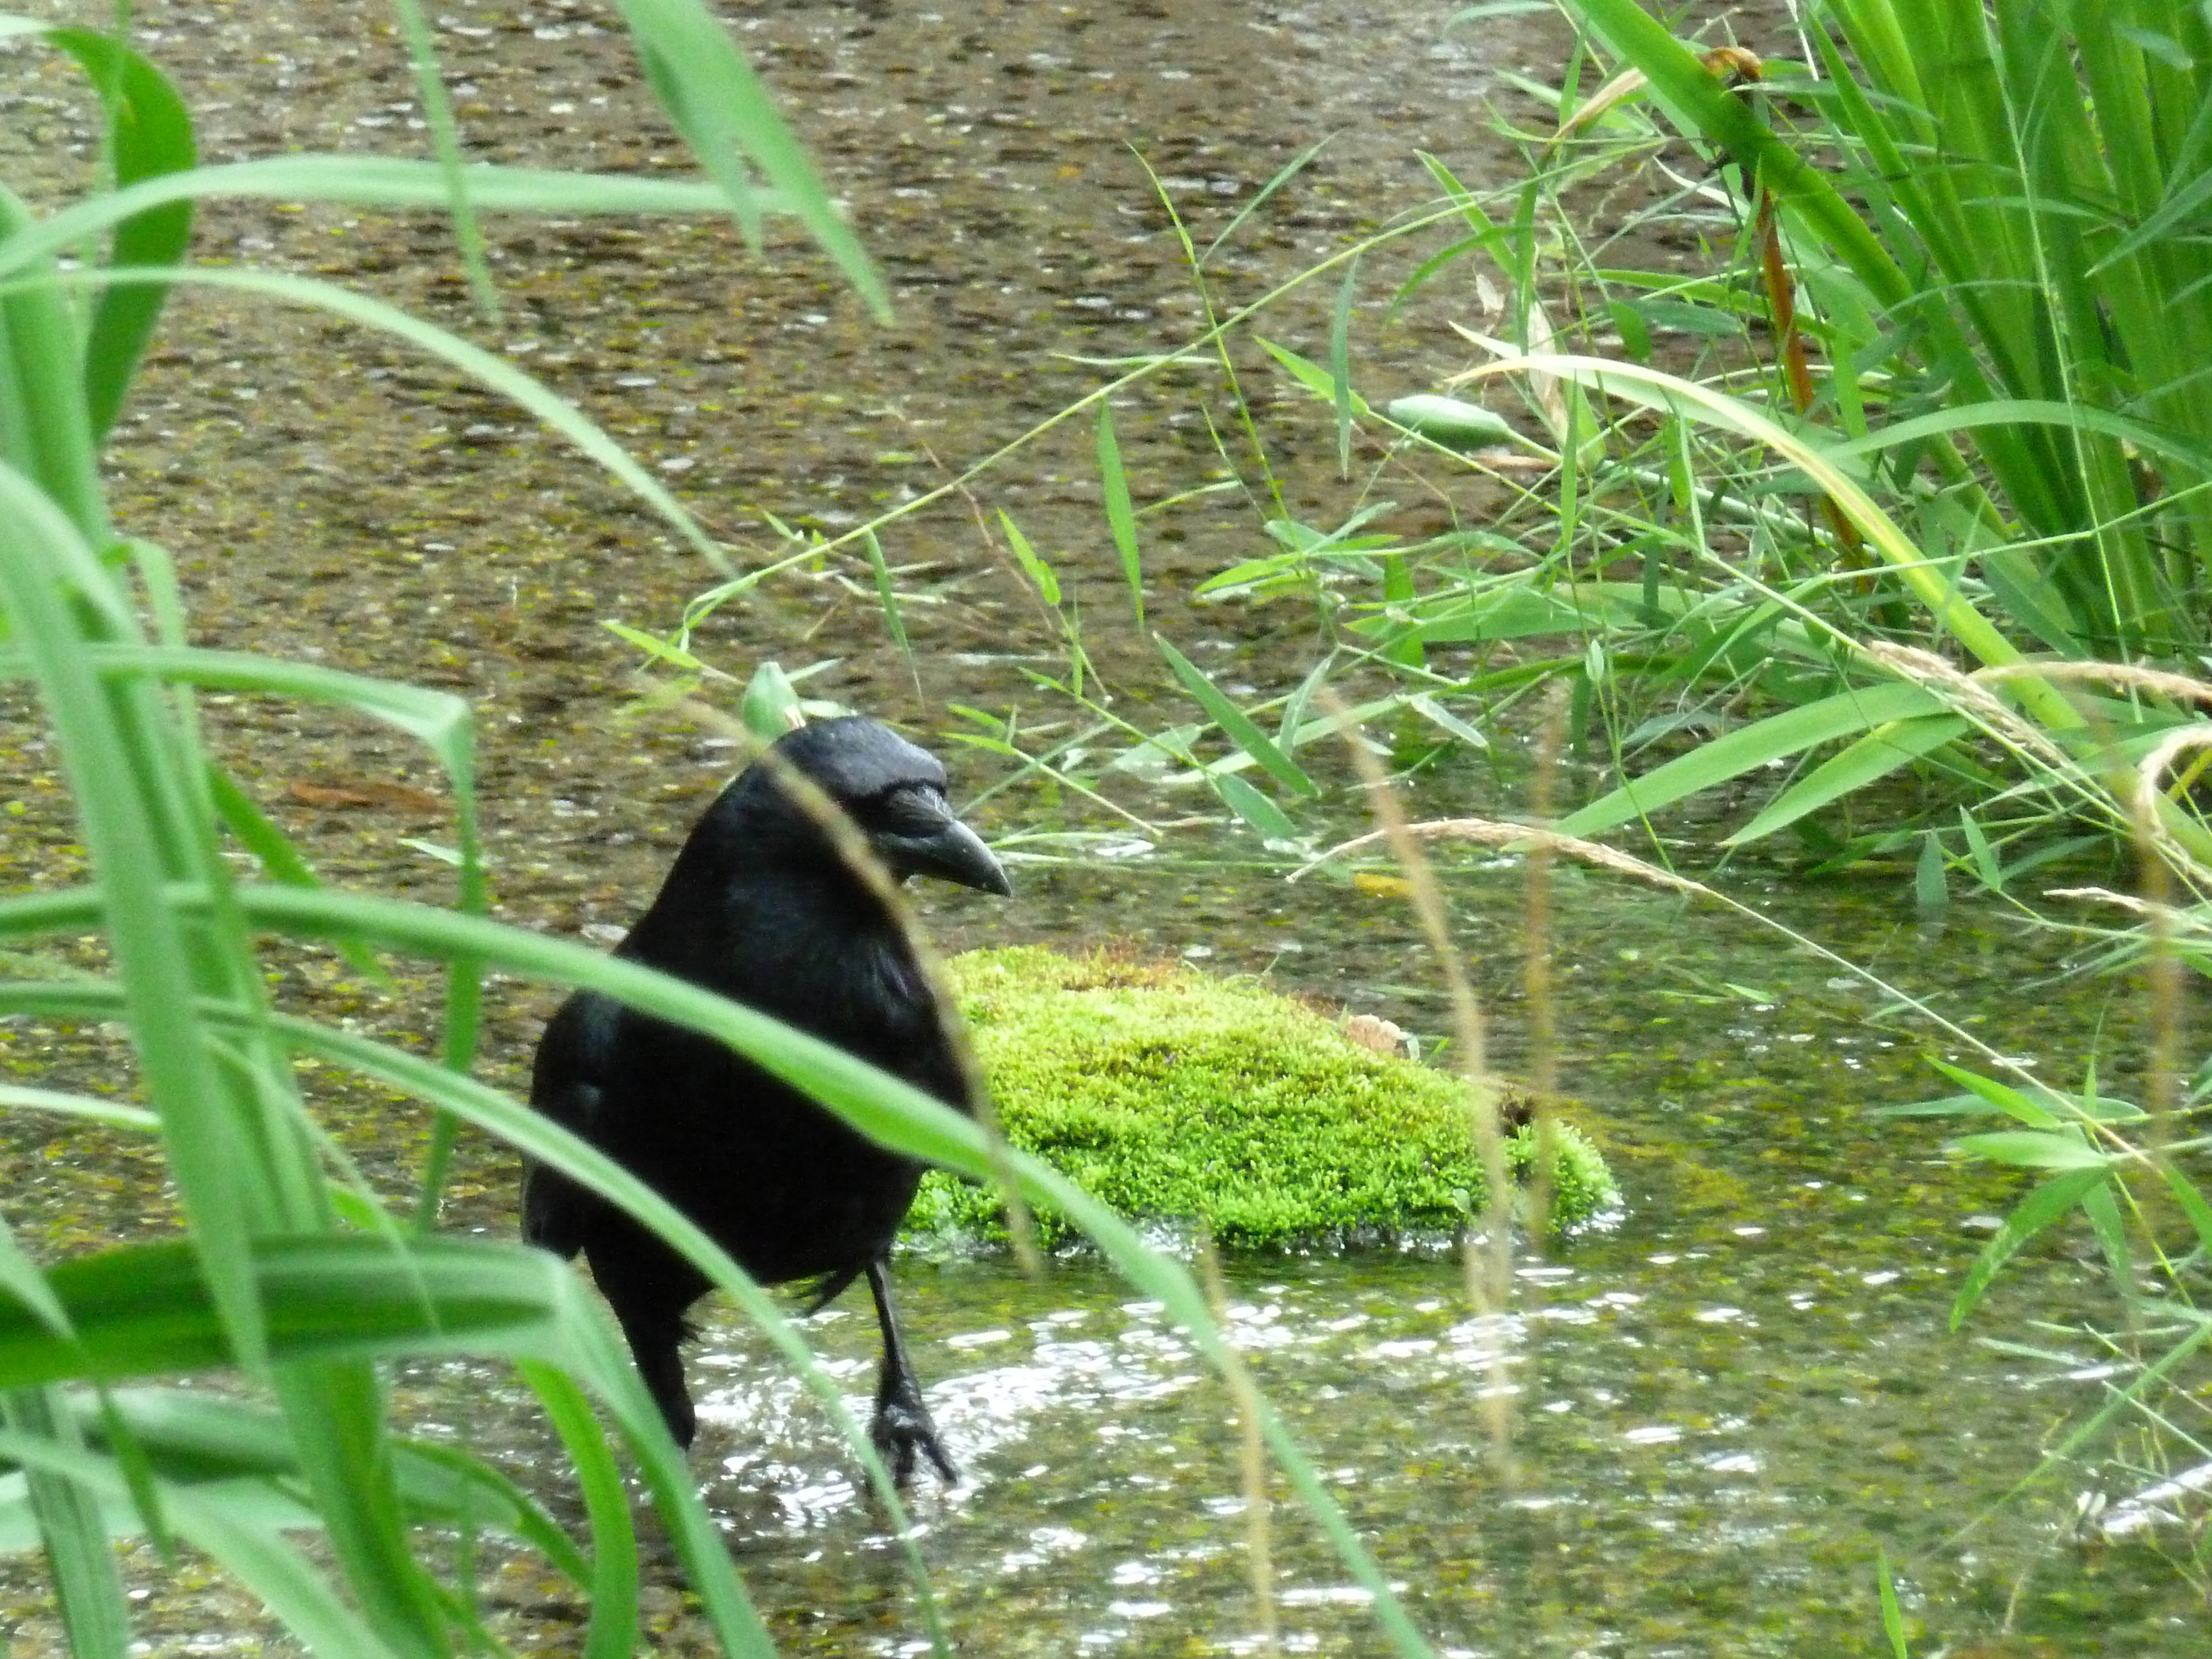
[{"x1": 869, "y1": 1380, "x2": 957, "y2": 1486}]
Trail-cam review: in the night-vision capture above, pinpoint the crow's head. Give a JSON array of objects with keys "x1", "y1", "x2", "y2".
[{"x1": 756, "y1": 716, "x2": 1011, "y2": 896}]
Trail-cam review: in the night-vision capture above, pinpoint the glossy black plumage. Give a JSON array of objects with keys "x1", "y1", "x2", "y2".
[{"x1": 523, "y1": 716, "x2": 1009, "y2": 1482}]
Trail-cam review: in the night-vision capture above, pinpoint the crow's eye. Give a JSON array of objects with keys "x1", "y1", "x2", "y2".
[{"x1": 865, "y1": 783, "x2": 947, "y2": 836}]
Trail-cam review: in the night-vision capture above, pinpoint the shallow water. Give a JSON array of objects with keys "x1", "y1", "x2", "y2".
[{"x1": 404, "y1": 841, "x2": 2205, "y2": 1659}]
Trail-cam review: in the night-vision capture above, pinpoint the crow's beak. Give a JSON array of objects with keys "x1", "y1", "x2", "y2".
[{"x1": 875, "y1": 810, "x2": 1013, "y2": 896}]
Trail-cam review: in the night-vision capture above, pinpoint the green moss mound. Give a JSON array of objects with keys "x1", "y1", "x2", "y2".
[{"x1": 907, "y1": 947, "x2": 1621, "y2": 1249}]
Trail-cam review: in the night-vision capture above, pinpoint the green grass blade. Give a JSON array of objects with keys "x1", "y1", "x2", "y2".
[
  {"x1": 1403, "y1": 692, "x2": 1490, "y2": 750},
  {"x1": 860, "y1": 527, "x2": 917, "y2": 687},
  {"x1": 1097, "y1": 399, "x2": 1145, "y2": 627},
  {"x1": 0, "y1": 1228, "x2": 773, "y2": 1659},
  {"x1": 39, "y1": 29, "x2": 197, "y2": 444},
  {"x1": 1155, "y1": 633, "x2": 1317, "y2": 795},
  {"x1": 5, "y1": 644, "x2": 472, "y2": 749},
  {"x1": 2078, "y1": 1177, "x2": 2134, "y2": 1309},
  {"x1": 1, "y1": 638, "x2": 477, "y2": 1209},
  {"x1": 2159, "y1": 1153, "x2": 2212, "y2": 1253},
  {"x1": 0, "y1": 1082, "x2": 150, "y2": 1137},
  {"x1": 601, "y1": 619, "x2": 704, "y2": 671},
  {"x1": 1569, "y1": 0, "x2": 1911, "y2": 305},
  {"x1": 0, "y1": 159, "x2": 770, "y2": 280},
  {"x1": 42, "y1": 263, "x2": 728, "y2": 574},
  {"x1": 200, "y1": 765, "x2": 319, "y2": 891},
  {"x1": 739, "y1": 658, "x2": 799, "y2": 739},
  {"x1": 72, "y1": 1387, "x2": 590, "y2": 1585},
  {"x1": 1330, "y1": 254, "x2": 1358, "y2": 478},
  {"x1": 514, "y1": 1364, "x2": 638, "y2": 1659},
  {"x1": 0, "y1": 1211, "x2": 77, "y2": 1340},
  {"x1": 1723, "y1": 714, "x2": 1969, "y2": 844},
  {"x1": 1255, "y1": 335, "x2": 1376, "y2": 415},
  {"x1": 270, "y1": 1364, "x2": 450, "y2": 1659},
  {"x1": 613, "y1": 0, "x2": 888, "y2": 319},
  {"x1": 1913, "y1": 828, "x2": 1947, "y2": 911},
  {"x1": 1212, "y1": 770, "x2": 1300, "y2": 841},
  {"x1": 998, "y1": 508, "x2": 1061, "y2": 606},
  {"x1": 388, "y1": 0, "x2": 500, "y2": 322},
  {"x1": 1554, "y1": 682, "x2": 1947, "y2": 839},
  {"x1": 1199, "y1": 133, "x2": 1333, "y2": 266},
  {"x1": 1922, "y1": 1057, "x2": 2064, "y2": 1129},
  {"x1": 1949, "y1": 1166, "x2": 2111, "y2": 1328},
  {"x1": 1975, "y1": 542, "x2": 2086, "y2": 657},
  {"x1": 1949, "y1": 1129, "x2": 2109, "y2": 1170},
  {"x1": 0, "y1": 1239, "x2": 615, "y2": 1659},
  {"x1": 1955, "y1": 806, "x2": 2002, "y2": 892},
  {"x1": 0, "y1": 465, "x2": 270, "y2": 1367},
  {"x1": 1, "y1": 1389, "x2": 128, "y2": 1659},
  {"x1": 1380, "y1": 550, "x2": 1423, "y2": 670},
  {"x1": 1829, "y1": 397, "x2": 2212, "y2": 481},
  {"x1": 157, "y1": 1482, "x2": 406, "y2": 1659},
  {"x1": 0, "y1": 1236, "x2": 561, "y2": 1388},
  {"x1": 0, "y1": 1430, "x2": 406, "y2": 1659},
  {"x1": 546, "y1": 1286, "x2": 779, "y2": 1658},
  {"x1": 201, "y1": 765, "x2": 389, "y2": 986},
  {"x1": 0, "y1": 190, "x2": 108, "y2": 544},
  {"x1": 1276, "y1": 653, "x2": 1334, "y2": 749},
  {"x1": 1457, "y1": 353, "x2": 2106, "y2": 743},
  {"x1": 1875, "y1": 1543, "x2": 1910, "y2": 1657}
]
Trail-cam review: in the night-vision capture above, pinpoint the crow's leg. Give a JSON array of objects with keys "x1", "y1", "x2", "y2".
[
  {"x1": 865, "y1": 1259, "x2": 956, "y2": 1485},
  {"x1": 613, "y1": 1305, "x2": 697, "y2": 1450},
  {"x1": 586, "y1": 1231, "x2": 707, "y2": 1451}
]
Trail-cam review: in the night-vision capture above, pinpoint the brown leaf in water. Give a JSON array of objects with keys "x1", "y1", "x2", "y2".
[{"x1": 286, "y1": 779, "x2": 447, "y2": 815}]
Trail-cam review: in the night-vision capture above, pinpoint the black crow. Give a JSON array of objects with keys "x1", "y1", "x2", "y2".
[{"x1": 524, "y1": 715, "x2": 1010, "y2": 1483}]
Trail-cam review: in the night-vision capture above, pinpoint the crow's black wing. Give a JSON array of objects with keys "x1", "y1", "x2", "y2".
[{"x1": 521, "y1": 992, "x2": 618, "y2": 1259}]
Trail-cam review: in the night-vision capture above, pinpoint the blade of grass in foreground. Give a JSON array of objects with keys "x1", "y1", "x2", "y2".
[
  {"x1": 0, "y1": 1234, "x2": 778, "y2": 1657},
  {"x1": 45, "y1": 263, "x2": 731, "y2": 574},
  {"x1": 38, "y1": 27, "x2": 197, "y2": 443},
  {"x1": 515, "y1": 1364, "x2": 640, "y2": 1659},
  {"x1": 2, "y1": 1387, "x2": 128, "y2": 1659}
]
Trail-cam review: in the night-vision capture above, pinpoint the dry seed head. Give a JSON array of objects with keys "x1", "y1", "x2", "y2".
[
  {"x1": 1301, "y1": 817, "x2": 1715, "y2": 903},
  {"x1": 1980, "y1": 659, "x2": 2212, "y2": 708},
  {"x1": 1862, "y1": 643, "x2": 2075, "y2": 773}
]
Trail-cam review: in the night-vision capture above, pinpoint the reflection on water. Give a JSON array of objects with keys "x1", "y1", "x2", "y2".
[{"x1": 595, "y1": 1223, "x2": 2197, "y2": 1655}]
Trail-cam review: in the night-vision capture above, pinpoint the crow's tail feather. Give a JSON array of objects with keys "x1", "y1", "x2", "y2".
[{"x1": 800, "y1": 1262, "x2": 864, "y2": 1314}]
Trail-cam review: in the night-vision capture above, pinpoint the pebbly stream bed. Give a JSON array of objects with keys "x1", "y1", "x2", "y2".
[{"x1": 0, "y1": 0, "x2": 2206, "y2": 1653}]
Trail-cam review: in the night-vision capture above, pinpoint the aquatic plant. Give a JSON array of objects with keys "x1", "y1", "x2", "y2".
[{"x1": 909, "y1": 946, "x2": 1619, "y2": 1246}]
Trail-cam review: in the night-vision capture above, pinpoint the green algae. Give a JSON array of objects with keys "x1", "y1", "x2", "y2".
[{"x1": 907, "y1": 946, "x2": 1621, "y2": 1248}]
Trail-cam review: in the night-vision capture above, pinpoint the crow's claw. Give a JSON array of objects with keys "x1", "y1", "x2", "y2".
[{"x1": 870, "y1": 1382, "x2": 958, "y2": 1486}]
